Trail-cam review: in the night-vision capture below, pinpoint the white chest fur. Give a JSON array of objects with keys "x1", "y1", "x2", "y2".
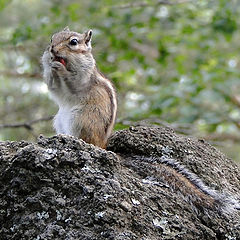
[{"x1": 53, "y1": 106, "x2": 75, "y2": 135}]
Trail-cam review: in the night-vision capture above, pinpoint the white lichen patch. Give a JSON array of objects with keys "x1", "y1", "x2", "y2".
[
  {"x1": 37, "y1": 211, "x2": 49, "y2": 220},
  {"x1": 10, "y1": 224, "x2": 16, "y2": 232},
  {"x1": 56, "y1": 210, "x2": 62, "y2": 221},
  {"x1": 161, "y1": 146, "x2": 173, "y2": 157},
  {"x1": 131, "y1": 198, "x2": 140, "y2": 206},
  {"x1": 43, "y1": 148, "x2": 57, "y2": 160},
  {"x1": 103, "y1": 194, "x2": 113, "y2": 200},
  {"x1": 95, "y1": 211, "x2": 105, "y2": 219},
  {"x1": 81, "y1": 165, "x2": 97, "y2": 174},
  {"x1": 153, "y1": 217, "x2": 170, "y2": 234},
  {"x1": 64, "y1": 217, "x2": 72, "y2": 223},
  {"x1": 142, "y1": 177, "x2": 160, "y2": 185}
]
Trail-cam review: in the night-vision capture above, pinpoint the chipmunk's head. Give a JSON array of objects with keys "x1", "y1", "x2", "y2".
[{"x1": 43, "y1": 27, "x2": 95, "y2": 75}]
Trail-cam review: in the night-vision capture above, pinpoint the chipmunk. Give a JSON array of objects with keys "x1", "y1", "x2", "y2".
[{"x1": 42, "y1": 27, "x2": 117, "y2": 149}]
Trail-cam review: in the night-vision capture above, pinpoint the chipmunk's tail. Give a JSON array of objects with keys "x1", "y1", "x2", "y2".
[
  {"x1": 160, "y1": 156, "x2": 240, "y2": 214},
  {"x1": 215, "y1": 193, "x2": 240, "y2": 214},
  {"x1": 134, "y1": 155, "x2": 240, "y2": 215}
]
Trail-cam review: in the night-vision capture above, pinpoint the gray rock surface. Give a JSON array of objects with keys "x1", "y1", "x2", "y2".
[{"x1": 0, "y1": 126, "x2": 239, "y2": 240}]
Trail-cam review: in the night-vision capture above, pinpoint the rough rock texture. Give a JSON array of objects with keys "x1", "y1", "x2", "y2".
[{"x1": 0, "y1": 126, "x2": 239, "y2": 240}]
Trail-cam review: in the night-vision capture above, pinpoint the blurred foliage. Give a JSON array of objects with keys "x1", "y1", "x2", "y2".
[{"x1": 0, "y1": 0, "x2": 240, "y2": 162}]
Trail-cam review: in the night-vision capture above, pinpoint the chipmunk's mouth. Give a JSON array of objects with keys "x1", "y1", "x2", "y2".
[
  {"x1": 56, "y1": 57, "x2": 67, "y2": 66},
  {"x1": 54, "y1": 56, "x2": 67, "y2": 67}
]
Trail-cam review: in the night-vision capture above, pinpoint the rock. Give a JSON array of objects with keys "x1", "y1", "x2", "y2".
[{"x1": 0, "y1": 126, "x2": 239, "y2": 240}]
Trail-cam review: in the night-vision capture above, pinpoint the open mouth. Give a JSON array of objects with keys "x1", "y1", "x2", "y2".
[{"x1": 54, "y1": 56, "x2": 67, "y2": 66}]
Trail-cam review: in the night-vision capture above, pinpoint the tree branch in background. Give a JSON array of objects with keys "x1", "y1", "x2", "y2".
[
  {"x1": 0, "y1": 71, "x2": 41, "y2": 79},
  {"x1": 114, "y1": 0, "x2": 191, "y2": 9},
  {"x1": 0, "y1": 116, "x2": 54, "y2": 131}
]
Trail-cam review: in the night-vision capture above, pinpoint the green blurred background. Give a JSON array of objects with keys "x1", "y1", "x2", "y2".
[{"x1": 1, "y1": 0, "x2": 240, "y2": 163}]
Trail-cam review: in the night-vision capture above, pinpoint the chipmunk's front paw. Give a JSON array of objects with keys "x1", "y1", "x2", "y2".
[{"x1": 51, "y1": 61, "x2": 66, "y2": 72}]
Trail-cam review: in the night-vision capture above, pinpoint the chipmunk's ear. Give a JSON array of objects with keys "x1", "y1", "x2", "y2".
[
  {"x1": 63, "y1": 26, "x2": 70, "y2": 32},
  {"x1": 84, "y1": 29, "x2": 92, "y2": 48}
]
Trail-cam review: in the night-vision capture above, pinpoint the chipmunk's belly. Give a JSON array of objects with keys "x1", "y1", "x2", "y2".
[{"x1": 54, "y1": 106, "x2": 76, "y2": 135}]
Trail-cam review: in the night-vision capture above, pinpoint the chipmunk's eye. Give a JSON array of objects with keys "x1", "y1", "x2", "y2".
[{"x1": 70, "y1": 38, "x2": 78, "y2": 46}]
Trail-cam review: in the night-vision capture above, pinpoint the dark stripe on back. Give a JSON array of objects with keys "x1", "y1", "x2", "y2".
[
  {"x1": 91, "y1": 69, "x2": 116, "y2": 134},
  {"x1": 100, "y1": 80, "x2": 116, "y2": 134}
]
